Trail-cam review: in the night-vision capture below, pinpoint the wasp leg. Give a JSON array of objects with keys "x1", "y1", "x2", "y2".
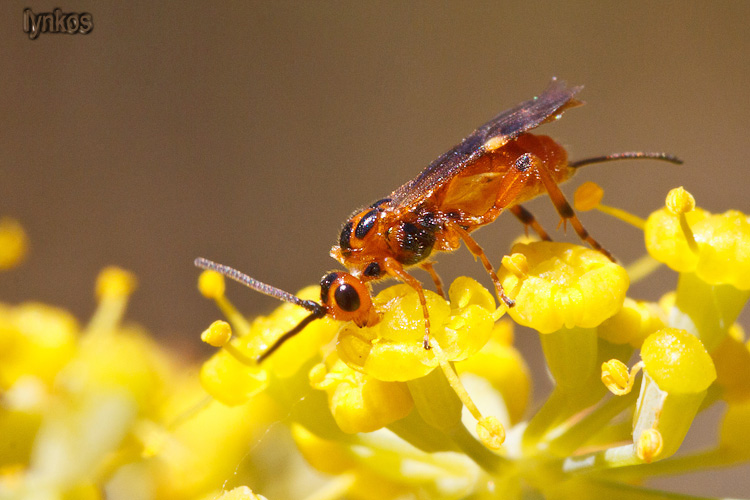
[
  {"x1": 448, "y1": 222, "x2": 515, "y2": 308},
  {"x1": 383, "y1": 257, "x2": 432, "y2": 349},
  {"x1": 509, "y1": 205, "x2": 552, "y2": 241},
  {"x1": 419, "y1": 261, "x2": 446, "y2": 298},
  {"x1": 524, "y1": 153, "x2": 615, "y2": 261}
]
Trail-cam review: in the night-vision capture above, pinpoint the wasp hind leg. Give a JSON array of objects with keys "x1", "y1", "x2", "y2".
[
  {"x1": 522, "y1": 153, "x2": 615, "y2": 261},
  {"x1": 509, "y1": 204, "x2": 552, "y2": 241}
]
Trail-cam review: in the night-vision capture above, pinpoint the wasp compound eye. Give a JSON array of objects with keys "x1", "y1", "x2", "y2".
[
  {"x1": 354, "y1": 209, "x2": 378, "y2": 239},
  {"x1": 334, "y1": 283, "x2": 360, "y2": 312},
  {"x1": 320, "y1": 272, "x2": 339, "y2": 303},
  {"x1": 339, "y1": 221, "x2": 354, "y2": 251},
  {"x1": 319, "y1": 272, "x2": 376, "y2": 327}
]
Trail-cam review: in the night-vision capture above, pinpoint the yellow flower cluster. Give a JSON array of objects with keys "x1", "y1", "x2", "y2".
[
  {"x1": 4, "y1": 179, "x2": 750, "y2": 499},
  {"x1": 0, "y1": 263, "x2": 277, "y2": 499},
  {"x1": 187, "y1": 186, "x2": 750, "y2": 498}
]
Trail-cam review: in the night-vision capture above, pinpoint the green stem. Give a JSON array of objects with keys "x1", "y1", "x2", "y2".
[
  {"x1": 302, "y1": 473, "x2": 356, "y2": 500},
  {"x1": 540, "y1": 327, "x2": 598, "y2": 391},
  {"x1": 598, "y1": 448, "x2": 742, "y2": 481},
  {"x1": 522, "y1": 387, "x2": 569, "y2": 452},
  {"x1": 671, "y1": 272, "x2": 750, "y2": 352},
  {"x1": 447, "y1": 423, "x2": 509, "y2": 474},
  {"x1": 548, "y1": 389, "x2": 639, "y2": 456},
  {"x1": 387, "y1": 411, "x2": 457, "y2": 453},
  {"x1": 556, "y1": 478, "x2": 720, "y2": 500},
  {"x1": 562, "y1": 443, "x2": 644, "y2": 474},
  {"x1": 84, "y1": 296, "x2": 128, "y2": 337},
  {"x1": 523, "y1": 327, "x2": 601, "y2": 451},
  {"x1": 406, "y1": 367, "x2": 508, "y2": 473}
]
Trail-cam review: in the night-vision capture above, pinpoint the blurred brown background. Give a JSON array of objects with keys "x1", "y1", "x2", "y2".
[{"x1": 1, "y1": 1, "x2": 748, "y2": 495}]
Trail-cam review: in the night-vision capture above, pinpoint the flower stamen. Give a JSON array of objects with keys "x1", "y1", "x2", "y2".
[
  {"x1": 573, "y1": 182, "x2": 646, "y2": 229},
  {"x1": 501, "y1": 253, "x2": 528, "y2": 280},
  {"x1": 665, "y1": 187, "x2": 699, "y2": 254},
  {"x1": 87, "y1": 266, "x2": 137, "y2": 334},
  {"x1": 602, "y1": 360, "x2": 643, "y2": 396},
  {"x1": 636, "y1": 428, "x2": 664, "y2": 463},
  {"x1": 201, "y1": 320, "x2": 233, "y2": 347},
  {"x1": 431, "y1": 339, "x2": 505, "y2": 449},
  {"x1": 477, "y1": 416, "x2": 505, "y2": 451},
  {"x1": 198, "y1": 270, "x2": 251, "y2": 335}
]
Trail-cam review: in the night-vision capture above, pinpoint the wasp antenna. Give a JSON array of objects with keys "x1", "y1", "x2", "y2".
[
  {"x1": 569, "y1": 152, "x2": 683, "y2": 169},
  {"x1": 256, "y1": 311, "x2": 322, "y2": 363},
  {"x1": 194, "y1": 257, "x2": 325, "y2": 316}
]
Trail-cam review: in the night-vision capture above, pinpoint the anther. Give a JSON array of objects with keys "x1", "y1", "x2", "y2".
[
  {"x1": 201, "y1": 320, "x2": 232, "y2": 347},
  {"x1": 573, "y1": 182, "x2": 604, "y2": 211},
  {"x1": 502, "y1": 253, "x2": 529, "y2": 279},
  {"x1": 636, "y1": 428, "x2": 664, "y2": 463},
  {"x1": 602, "y1": 359, "x2": 643, "y2": 396}
]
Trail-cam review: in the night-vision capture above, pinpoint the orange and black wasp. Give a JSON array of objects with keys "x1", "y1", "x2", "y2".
[{"x1": 196, "y1": 79, "x2": 680, "y2": 361}]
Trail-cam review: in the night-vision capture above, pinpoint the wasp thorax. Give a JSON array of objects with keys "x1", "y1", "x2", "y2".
[
  {"x1": 320, "y1": 271, "x2": 377, "y2": 327},
  {"x1": 386, "y1": 220, "x2": 436, "y2": 266}
]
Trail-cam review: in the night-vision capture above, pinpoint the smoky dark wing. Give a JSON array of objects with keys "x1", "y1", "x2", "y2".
[{"x1": 389, "y1": 79, "x2": 583, "y2": 207}]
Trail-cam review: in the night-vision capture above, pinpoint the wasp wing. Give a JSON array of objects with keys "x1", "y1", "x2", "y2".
[{"x1": 388, "y1": 79, "x2": 583, "y2": 208}]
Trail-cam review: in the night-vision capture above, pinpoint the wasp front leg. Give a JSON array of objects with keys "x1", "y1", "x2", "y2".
[
  {"x1": 419, "y1": 261, "x2": 446, "y2": 298},
  {"x1": 447, "y1": 222, "x2": 516, "y2": 308},
  {"x1": 382, "y1": 257, "x2": 433, "y2": 349}
]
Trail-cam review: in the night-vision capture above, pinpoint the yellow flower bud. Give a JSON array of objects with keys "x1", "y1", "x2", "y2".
[
  {"x1": 640, "y1": 328, "x2": 716, "y2": 394},
  {"x1": 337, "y1": 279, "x2": 494, "y2": 382},
  {"x1": 692, "y1": 210, "x2": 750, "y2": 289},
  {"x1": 713, "y1": 325, "x2": 750, "y2": 402},
  {"x1": 598, "y1": 298, "x2": 665, "y2": 348},
  {"x1": 200, "y1": 350, "x2": 267, "y2": 405},
  {"x1": 628, "y1": 329, "x2": 715, "y2": 462},
  {"x1": 646, "y1": 188, "x2": 750, "y2": 290},
  {"x1": 71, "y1": 327, "x2": 174, "y2": 412},
  {"x1": 261, "y1": 288, "x2": 339, "y2": 378},
  {"x1": 214, "y1": 486, "x2": 268, "y2": 500},
  {"x1": 0, "y1": 303, "x2": 79, "y2": 388},
  {"x1": 497, "y1": 242, "x2": 629, "y2": 334},
  {"x1": 291, "y1": 423, "x2": 356, "y2": 474},
  {"x1": 501, "y1": 253, "x2": 529, "y2": 279},
  {"x1": 448, "y1": 276, "x2": 496, "y2": 312},
  {"x1": 198, "y1": 283, "x2": 339, "y2": 407},
  {"x1": 645, "y1": 207, "x2": 705, "y2": 272},
  {"x1": 313, "y1": 353, "x2": 413, "y2": 434}
]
